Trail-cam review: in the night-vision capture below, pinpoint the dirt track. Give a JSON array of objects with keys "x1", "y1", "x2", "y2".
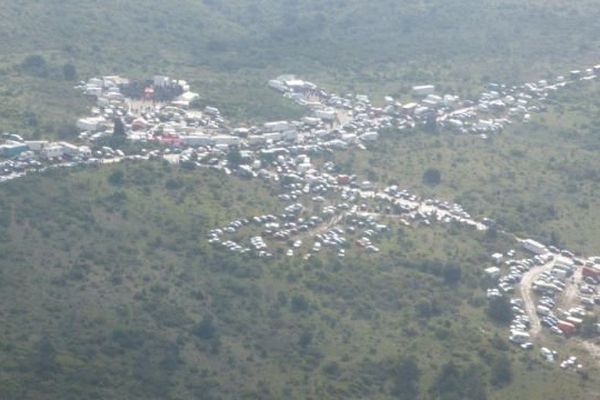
[
  {"x1": 299, "y1": 212, "x2": 345, "y2": 241},
  {"x1": 519, "y1": 258, "x2": 556, "y2": 337},
  {"x1": 561, "y1": 266, "x2": 582, "y2": 308}
]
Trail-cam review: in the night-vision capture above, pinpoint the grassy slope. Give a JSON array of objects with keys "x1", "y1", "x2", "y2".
[
  {"x1": 2, "y1": 0, "x2": 600, "y2": 135},
  {"x1": 0, "y1": 162, "x2": 595, "y2": 399},
  {"x1": 1, "y1": 1, "x2": 600, "y2": 398},
  {"x1": 330, "y1": 80, "x2": 600, "y2": 255}
]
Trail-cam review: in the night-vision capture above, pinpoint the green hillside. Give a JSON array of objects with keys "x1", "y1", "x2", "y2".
[
  {"x1": 2, "y1": 1, "x2": 600, "y2": 399},
  {"x1": 323, "y1": 79, "x2": 600, "y2": 396},
  {"x1": 0, "y1": 163, "x2": 596, "y2": 399},
  {"x1": 3, "y1": 0, "x2": 600, "y2": 136},
  {"x1": 330, "y1": 80, "x2": 600, "y2": 255}
]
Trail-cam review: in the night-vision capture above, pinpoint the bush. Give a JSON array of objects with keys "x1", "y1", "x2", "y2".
[
  {"x1": 321, "y1": 361, "x2": 341, "y2": 378},
  {"x1": 108, "y1": 170, "x2": 125, "y2": 186},
  {"x1": 20, "y1": 55, "x2": 48, "y2": 77},
  {"x1": 297, "y1": 330, "x2": 313, "y2": 348},
  {"x1": 443, "y1": 264, "x2": 462, "y2": 284},
  {"x1": 31, "y1": 337, "x2": 59, "y2": 377},
  {"x1": 192, "y1": 315, "x2": 217, "y2": 340},
  {"x1": 227, "y1": 147, "x2": 242, "y2": 168},
  {"x1": 431, "y1": 361, "x2": 488, "y2": 400},
  {"x1": 390, "y1": 356, "x2": 420, "y2": 400},
  {"x1": 490, "y1": 355, "x2": 512, "y2": 387},
  {"x1": 487, "y1": 296, "x2": 513, "y2": 325},
  {"x1": 291, "y1": 294, "x2": 310, "y2": 312},
  {"x1": 113, "y1": 118, "x2": 126, "y2": 137},
  {"x1": 57, "y1": 123, "x2": 79, "y2": 140},
  {"x1": 423, "y1": 168, "x2": 442, "y2": 186},
  {"x1": 112, "y1": 328, "x2": 145, "y2": 349},
  {"x1": 62, "y1": 63, "x2": 77, "y2": 80}
]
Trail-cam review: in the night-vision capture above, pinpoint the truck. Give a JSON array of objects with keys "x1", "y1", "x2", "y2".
[
  {"x1": 583, "y1": 266, "x2": 600, "y2": 280},
  {"x1": 522, "y1": 238, "x2": 547, "y2": 255},
  {"x1": 557, "y1": 320, "x2": 577, "y2": 335},
  {"x1": 412, "y1": 85, "x2": 436, "y2": 96}
]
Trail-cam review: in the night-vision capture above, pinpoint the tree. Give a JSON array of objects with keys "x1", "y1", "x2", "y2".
[
  {"x1": 424, "y1": 113, "x2": 438, "y2": 133},
  {"x1": 484, "y1": 226, "x2": 498, "y2": 240},
  {"x1": 112, "y1": 328, "x2": 145, "y2": 349},
  {"x1": 431, "y1": 361, "x2": 488, "y2": 400},
  {"x1": 291, "y1": 294, "x2": 309, "y2": 312},
  {"x1": 581, "y1": 315, "x2": 599, "y2": 338},
  {"x1": 20, "y1": 55, "x2": 48, "y2": 77},
  {"x1": 416, "y1": 299, "x2": 433, "y2": 318},
  {"x1": 62, "y1": 63, "x2": 77, "y2": 80},
  {"x1": 443, "y1": 264, "x2": 462, "y2": 284},
  {"x1": 108, "y1": 170, "x2": 125, "y2": 186},
  {"x1": 321, "y1": 361, "x2": 341, "y2": 378},
  {"x1": 113, "y1": 118, "x2": 126, "y2": 137},
  {"x1": 207, "y1": 39, "x2": 228, "y2": 53},
  {"x1": 226, "y1": 146, "x2": 242, "y2": 168},
  {"x1": 423, "y1": 168, "x2": 441, "y2": 186},
  {"x1": 432, "y1": 361, "x2": 462, "y2": 400},
  {"x1": 487, "y1": 296, "x2": 513, "y2": 324},
  {"x1": 110, "y1": 118, "x2": 127, "y2": 148},
  {"x1": 192, "y1": 315, "x2": 217, "y2": 340},
  {"x1": 57, "y1": 123, "x2": 79, "y2": 140},
  {"x1": 32, "y1": 337, "x2": 59, "y2": 377},
  {"x1": 391, "y1": 356, "x2": 421, "y2": 400},
  {"x1": 154, "y1": 83, "x2": 184, "y2": 102},
  {"x1": 463, "y1": 364, "x2": 488, "y2": 400},
  {"x1": 297, "y1": 329, "x2": 313, "y2": 348},
  {"x1": 490, "y1": 355, "x2": 512, "y2": 387},
  {"x1": 549, "y1": 230, "x2": 562, "y2": 248}
]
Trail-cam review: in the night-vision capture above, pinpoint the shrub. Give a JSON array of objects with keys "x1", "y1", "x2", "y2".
[
  {"x1": 490, "y1": 355, "x2": 512, "y2": 387},
  {"x1": 192, "y1": 315, "x2": 217, "y2": 340},
  {"x1": 423, "y1": 168, "x2": 442, "y2": 185},
  {"x1": 62, "y1": 63, "x2": 77, "y2": 80},
  {"x1": 108, "y1": 170, "x2": 125, "y2": 186},
  {"x1": 20, "y1": 55, "x2": 48, "y2": 77},
  {"x1": 487, "y1": 296, "x2": 513, "y2": 325},
  {"x1": 291, "y1": 294, "x2": 310, "y2": 312}
]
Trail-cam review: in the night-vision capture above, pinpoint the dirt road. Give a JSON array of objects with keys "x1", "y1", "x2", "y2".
[
  {"x1": 561, "y1": 266, "x2": 582, "y2": 308},
  {"x1": 300, "y1": 212, "x2": 345, "y2": 241},
  {"x1": 520, "y1": 258, "x2": 556, "y2": 337}
]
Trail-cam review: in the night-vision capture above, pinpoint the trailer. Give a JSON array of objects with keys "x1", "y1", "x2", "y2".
[
  {"x1": 264, "y1": 121, "x2": 293, "y2": 132},
  {"x1": 412, "y1": 85, "x2": 435, "y2": 96},
  {"x1": 583, "y1": 266, "x2": 600, "y2": 280},
  {"x1": 522, "y1": 239, "x2": 547, "y2": 255},
  {"x1": 557, "y1": 320, "x2": 576, "y2": 335}
]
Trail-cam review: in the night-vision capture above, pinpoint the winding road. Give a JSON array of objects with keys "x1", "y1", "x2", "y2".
[{"x1": 519, "y1": 258, "x2": 556, "y2": 337}]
